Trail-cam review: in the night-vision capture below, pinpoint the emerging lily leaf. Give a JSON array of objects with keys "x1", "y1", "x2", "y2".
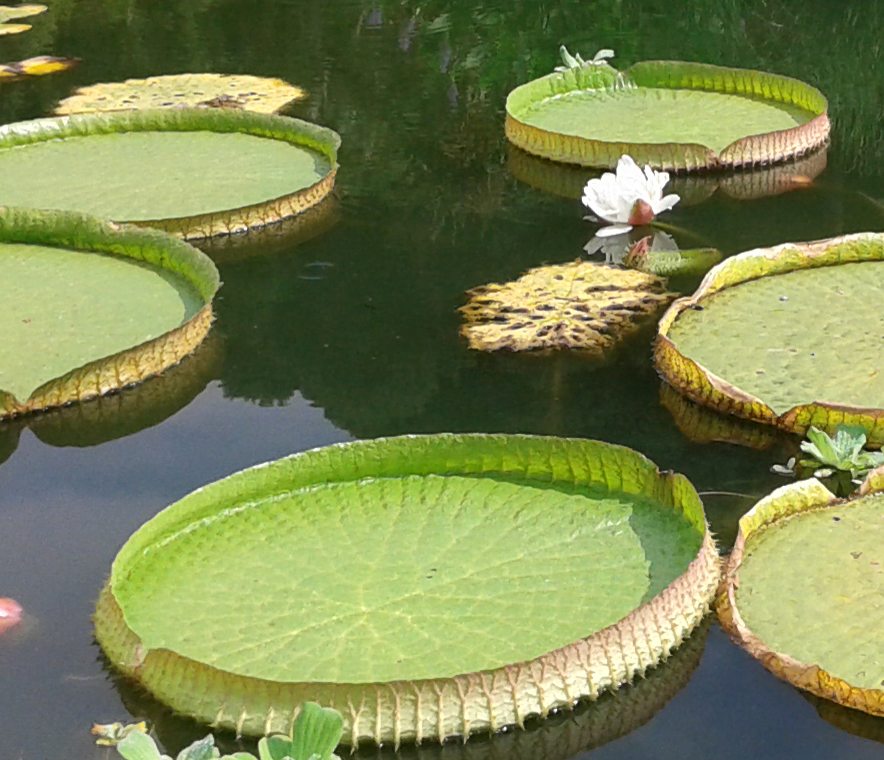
[
  {"x1": 460, "y1": 260, "x2": 674, "y2": 354},
  {"x1": 91, "y1": 721, "x2": 149, "y2": 747},
  {"x1": 55, "y1": 73, "x2": 306, "y2": 116}
]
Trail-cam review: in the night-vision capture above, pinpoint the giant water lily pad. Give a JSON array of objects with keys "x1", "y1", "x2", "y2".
[
  {"x1": 460, "y1": 261, "x2": 673, "y2": 355},
  {"x1": 717, "y1": 471, "x2": 884, "y2": 716},
  {"x1": 95, "y1": 434, "x2": 720, "y2": 745},
  {"x1": 0, "y1": 207, "x2": 218, "y2": 419},
  {"x1": 0, "y1": 108, "x2": 340, "y2": 240},
  {"x1": 655, "y1": 232, "x2": 884, "y2": 444},
  {"x1": 506, "y1": 60, "x2": 829, "y2": 170},
  {"x1": 54, "y1": 73, "x2": 306, "y2": 115}
]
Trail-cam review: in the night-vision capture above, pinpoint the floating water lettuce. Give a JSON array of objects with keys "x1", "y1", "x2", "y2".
[
  {"x1": 506, "y1": 48, "x2": 829, "y2": 170},
  {"x1": 0, "y1": 108, "x2": 340, "y2": 240},
  {"x1": 460, "y1": 261, "x2": 673, "y2": 354},
  {"x1": 655, "y1": 232, "x2": 884, "y2": 445},
  {"x1": 55, "y1": 73, "x2": 306, "y2": 116},
  {"x1": 0, "y1": 207, "x2": 218, "y2": 419},
  {"x1": 94, "y1": 434, "x2": 720, "y2": 746},
  {"x1": 717, "y1": 470, "x2": 884, "y2": 717}
]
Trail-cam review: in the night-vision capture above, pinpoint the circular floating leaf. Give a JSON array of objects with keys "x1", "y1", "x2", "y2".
[
  {"x1": 95, "y1": 434, "x2": 720, "y2": 745},
  {"x1": 505, "y1": 61, "x2": 829, "y2": 170},
  {"x1": 55, "y1": 73, "x2": 307, "y2": 116},
  {"x1": 717, "y1": 473, "x2": 884, "y2": 716},
  {"x1": 0, "y1": 207, "x2": 218, "y2": 419},
  {"x1": 459, "y1": 261, "x2": 674, "y2": 355},
  {"x1": 654, "y1": 232, "x2": 884, "y2": 444},
  {"x1": 0, "y1": 108, "x2": 340, "y2": 240}
]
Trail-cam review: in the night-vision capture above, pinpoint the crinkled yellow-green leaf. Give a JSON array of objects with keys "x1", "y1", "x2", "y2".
[{"x1": 460, "y1": 261, "x2": 673, "y2": 353}]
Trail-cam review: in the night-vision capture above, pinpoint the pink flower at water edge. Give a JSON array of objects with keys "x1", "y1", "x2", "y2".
[
  {"x1": 0, "y1": 597, "x2": 23, "y2": 634},
  {"x1": 582, "y1": 155, "x2": 680, "y2": 237}
]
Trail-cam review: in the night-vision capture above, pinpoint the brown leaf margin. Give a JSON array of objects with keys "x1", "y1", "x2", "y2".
[
  {"x1": 505, "y1": 60, "x2": 829, "y2": 171},
  {"x1": 716, "y1": 474, "x2": 884, "y2": 717},
  {"x1": 654, "y1": 232, "x2": 884, "y2": 446},
  {"x1": 94, "y1": 434, "x2": 722, "y2": 747}
]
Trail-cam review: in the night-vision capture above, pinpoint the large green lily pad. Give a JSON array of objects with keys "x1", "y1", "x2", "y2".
[
  {"x1": 506, "y1": 60, "x2": 829, "y2": 170},
  {"x1": 655, "y1": 233, "x2": 884, "y2": 445},
  {"x1": 0, "y1": 108, "x2": 340, "y2": 240},
  {"x1": 95, "y1": 434, "x2": 720, "y2": 745},
  {"x1": 0, "y1": 207, "x2": 218, "y2": 419},
  {"x1": 717, "y1": 471, "x2": 884, "y2": 716}
]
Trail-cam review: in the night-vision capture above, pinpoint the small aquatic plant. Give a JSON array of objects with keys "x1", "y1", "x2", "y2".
[
  {"x1": 96, "y1": 702, "x2": 342, "y2": 760},
  {"x1": 772, "y1": 424, "x2": 884, "y2": 495}
]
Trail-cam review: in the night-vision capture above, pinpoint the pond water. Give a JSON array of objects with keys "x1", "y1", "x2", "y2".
[{"x1": 1, "y1": 0, "x2": 884, "y2": 758}]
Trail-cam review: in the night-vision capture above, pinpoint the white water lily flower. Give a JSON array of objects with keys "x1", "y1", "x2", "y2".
[{"x1": 582, "y1": 155, "x2": 680, "y2": 237}]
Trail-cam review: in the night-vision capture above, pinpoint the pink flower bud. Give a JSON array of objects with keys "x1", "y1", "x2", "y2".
[
  {"x1": 627, "y1": 198, "x2": 655, "y2": 226},
  {"x1": 0, "y1": 597, "x2": 23, "y2": 635}
]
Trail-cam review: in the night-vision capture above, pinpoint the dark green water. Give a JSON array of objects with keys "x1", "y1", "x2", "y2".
[{"x1": 1, "y1": 0, "x2": 884, "y2": 758}]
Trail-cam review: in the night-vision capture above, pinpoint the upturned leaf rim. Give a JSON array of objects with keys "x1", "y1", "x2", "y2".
[
  {"x1": 653, "y1": 232, "x2": 884, "y2": 445},
  {"x1": 0, "y1": 108, "x2": 341, "y2": 240},
  {"x1": 505, "y1": 60, "x2": 830, "y2": 171},
  {"x1": 0, "y1": 206, "x2": 219, "y2": 419},
  {"x1": 716, "y1": 470, "x2": 884, "y2": 716},
  {"x1": 94, "y1": 433, "x2": 720, "y2": 747}
]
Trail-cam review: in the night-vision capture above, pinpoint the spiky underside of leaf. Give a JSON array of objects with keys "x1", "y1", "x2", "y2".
[
  {"x1": 460, "y1": 261, "x2": 673, "y2": 354},
  {"x1": 54, "y1": 73, "x2": 306, "y2": 116}
]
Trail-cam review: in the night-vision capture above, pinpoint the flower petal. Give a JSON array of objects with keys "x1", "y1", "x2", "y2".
[
  {"x1": 595, "y1": 223, "x2": 633, "y2": 237},
  {"x1": 652, "y1": 193, "x2": 681, "y2": 214}
]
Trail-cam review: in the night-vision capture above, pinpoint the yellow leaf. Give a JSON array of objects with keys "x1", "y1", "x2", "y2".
[
  {"x1": 460, "y1": 260, "x2": 673, "y2": 354},
  {"x1": 0, "y1": 22, "x2": 31, "y2": 35},
  {"x1": 17, "y1": 55, "x2": 78, "y2": 76}
]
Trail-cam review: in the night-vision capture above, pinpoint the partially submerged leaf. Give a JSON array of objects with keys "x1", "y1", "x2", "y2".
[
  {"x1": 0, "y1": 3, "x2": 45, "y2": 35},
  {"x1": 55, "y1": 73, "x2": 306, "y2": 116},
  {"x1": 460, "y1": 260, "x2": 673, "y2": 354},
  {"x1": 0, "y1": 55, "x2": 78, "y2": 81},
  {"x1": 0, "y1": 4, "x2": 45, "y2": 22}
]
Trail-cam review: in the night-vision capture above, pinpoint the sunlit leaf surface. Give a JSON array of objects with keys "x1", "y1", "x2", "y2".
[{"x1": 55, "y1": 73, "x2": 306, "y2": 115}]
